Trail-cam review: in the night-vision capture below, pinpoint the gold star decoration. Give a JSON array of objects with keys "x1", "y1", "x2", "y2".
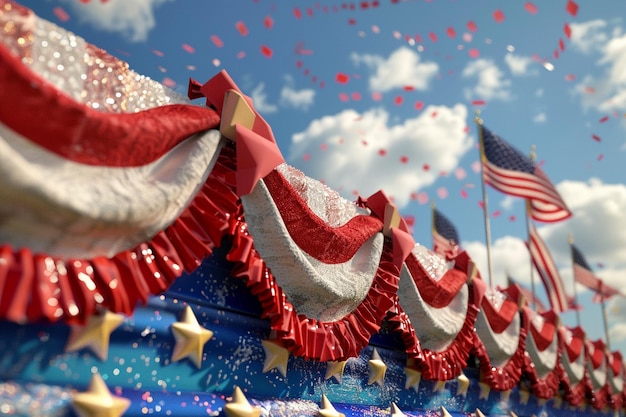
[
  {"x1": 433, "y1": 380, "x2": 446, "y2": 392},
  {"x1": 478, "y1": 382, "x2": 491, "y2": 400},
  {"x1": 440, "y1": 406, "x2": 453, "y2": 417},
  {"x1": 367, "y1": 348, "x2": 387, "y2": 386},
  {"x1": 170, "y1": 306, "x2": 213, "y2": 369},
  {"x1": 500, "y1": 389, "x2": 511, "y2": 402},
  {"x1": 404, "y1": 367, "x2": 422, "y2": 392},
  {"x1": 65, "y1": 310, "x2": 125, "y2": 361},
  {"x1": 318, "y1": 394, "x2": 345, "y2": 417},
  {"x1": 224, "y1": 386, "x2": 262, "y2": 417},
  {"x1": 261, "y1": 339, "x2": 289, "y2": 377},
  {"x1": 71, "y1": 373, "x2": 130, "y2": 417},
  {"x1": 518, "y1": 389, "x2": 530, "y2": 405},
  {"x1": 390, "y1": 402, "x2": 407, "y2": 417},
  {"x1": 325, "y1": 360, "x2": 348, "y2": 383},
  {"x1": 456, "y1": 373, "x2": 470, "y2": 397}
]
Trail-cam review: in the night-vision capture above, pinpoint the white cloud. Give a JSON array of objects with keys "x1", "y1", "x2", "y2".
[
  {"x1": 569, "y1": 19, "x2": 609, "y2": 54},
  {"x1": 504, "y1": 53, "x2": 537, "y2": 76},
  {"x1": 289, "y1": 104, "x2": 472, "y2": 208},
  {"x1": 533, "y1": 112, "x2": 547, "y2": 123},
  {"x1": 350, "y1": 46, "x2": 439, "y2": 92},
  {"x1": 572, "y1": 22, "x2": 626, "y2": 115},
  {"x1": 279, "y1": 77, "x2": 315, "y2": 110},
  {"x1": 60, "y1": 0, "x2": 171, "y2": 42},
  {"x1": 250, "y1": 83, "x2": 278, "y2": 115},
  {"x1": 464, "y1": 236, "x2": 530, "y2": 289},
  {"x1": 462, "y1": 59, "x2": 511, "y2": 101}
]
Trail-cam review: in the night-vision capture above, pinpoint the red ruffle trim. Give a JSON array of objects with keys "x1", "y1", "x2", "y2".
[
  {"x1": 226, "y1": 215, "x2": 399, "y2": 361},
  {"x1": 521, "y1": 309, "x2": 560, "y2": 398},
  {"x1": 387, "y1": 283, "x2": 481, "y2": 381},
  {"x1": 0, "y1": 146, "x2": 240, "y2": 324},
  {"x1": 472, "y1": 297, "x2": 528, "y2": 391}
]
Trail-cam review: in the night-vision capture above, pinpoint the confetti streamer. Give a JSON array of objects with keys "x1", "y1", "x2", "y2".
[
  {"x1": 261, "y1": 44, "x2": 273, "y2": 57},
  {"x1": 566, "y1": 0, "x2": 579, "y2": 17},
  {"x1": 335, "y1": 72, "x2": 350, "y2": 84},
  {"x1": 524, "y1": 2, "x2": 538, "y2": 14},
  {"x1": 210, "y1": 36, "x2": 223, "y2": 48},
  {"x1": 53, "y1": 6, "x2": 70, "y2": 22},
  {"x1": 564, "y1": 23, "x2": 572, "y2": 38},
  {"x1": 493, "y1": 9, "x2": 505, "y2": 23},
  {"x1": 235, "y1": 21, "x2": 249, "y2": 36}
]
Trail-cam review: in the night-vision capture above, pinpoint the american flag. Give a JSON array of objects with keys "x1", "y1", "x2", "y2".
[
  {"x1": 527, "y1": 223, "x2": 569, "y2": 313},
  {"x1": 571, "y1": 244, "x2": 621, "y2": 303},
  {"x1": 480, "y1": 125, "x2": 572, "y2": 223},
  {"x1": 432, "y1": 207, "x2": 460, "y2": 259}
]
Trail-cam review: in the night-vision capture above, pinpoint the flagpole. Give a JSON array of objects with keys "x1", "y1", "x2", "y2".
[
  {"x1": 525, "y1": 145, "x2": 537, "y2": 311},
  {"x1": 431, "y1": 201, "x2": 436, "y2": 250},
  {"x1": 475, "y1": 111, "x2": 494, "y2": 289},
  {"x1": 600, "y1": 280, "x2": 611, "y2": 351},
  {"x1": 568, "y1": 234, "x2": 581, "y2": 327}
]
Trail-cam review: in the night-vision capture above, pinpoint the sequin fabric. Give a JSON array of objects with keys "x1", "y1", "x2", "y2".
[
  {"x1": 0, "y1": 0, "x2": 189, "y2": 114},
  {"x1": 411, "y1": 243, "x2": 454, "y2": 282}
]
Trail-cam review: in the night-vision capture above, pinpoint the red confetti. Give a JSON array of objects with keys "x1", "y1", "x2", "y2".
[
  {"x1": 524, "y1": 2, "x2": 538, "y2": 14},
  {"x1": 492, "y1": 210, "x2": 501, "y2": 218},
  {"x1": 360, "y1": 1, "x2": 369, "y2": 9},
  {"x1": 599, "y1": 116, "x2": 609, "y2": 123},
  {"x1": 320, "y1": 143, "x2": 328, "y2": 151},
  {"x1": 592, "y1": 134, "x2": 601, "y2": 142},
  {"x1": 351, "y1": 92, "x2": 362, "y2": 101},
  {"x1": 182, "y1": 43, "x2": 196, "y2": 53},
  {"x1": 261, "y1": 45, "x2": 273, "y2": 58},
  {"x1": 400, "y1": 156, "x2": 409, "y2": 164},
  {"x1": 394, "y1": 96, "x2": 404, "y2": 105},
  {"x1": 471, "y1": 99, "x2": 486, "y2": 106},
  {"x1": 460, "y1": 189, "x2": 468, "y2": 198},
  {"x1": 404, "y1": 215, "x2": 415, "y2": 227},
  {"x1": 264, "y1": 15, "x2": 274, "y2": 29},
  {"x1": 414, "y1": 101, "x2": 424, "y2": 110},
  {"x1": 598, "y1": 153, "x2": 604, "y2": 161},
  {"x1": 467, "y1": 20, "x2": 477, "y2": 32},
  {"x1": 339, "y1": 93, "x2": 349, "y2": 102},
  {"x1": 422, "y1": 163, "x2": 430, "y2": 171},
  {"x1": 566, "y1": 0, "x2": 579, "y2": 17},
  {"x1": 559, "y1": 38, "x2": 565, "y2": 52},
  {"x1": 307, "y1": 7, "x2": 313, "y2": 16},
  {"x1": 335, "y1": 72, "x2": 350, "y2": 84},
  {"x1": 53, "y1": 6, "x2": 70, "y2": 22},
  {"x1": 509, "y1": 215, "x2": 516, "y2": 222},
  {"x1": 403, "y1": 85, "x2": 415, "y2": 91},
  {"x1": 303, "y1": 153, "x2": 310, "y2": 161},
  {"x1": 431, "y1": 111, "x2": 438, "y2": 118},
  {"x1": 429, "y1": 32, "x2": 438, "y2": 42},
  {"x1": 478, "y1": 201, "x2": 485, "y2": 209},
  {"x1": 446, "y1": 27, "x2": 456, "y2": 38},
  {"x1": 585, "y1": 87, "x2": 596, "y2": 94},
  {"x1": 152, "y1": 49, "x2": 164, "y2": 57},
  {"x1": 468, "y1": 48, "x2": 480, "y2": 58},
  {"x1": 565, "y1": 74, "x2": 576, "y2": 81},
  {"x1": 295, "y1": 60, "x2": 303, "y2": 68},
  {"x1": 564, "y1": 23, "x2": 572, "y2": 39},
  {"x1": 235, "y1": 21, "x2": 249, "y2": 36},
  {"x1": 493, "y1": 9, "x2": 505, "y2": 23},
  {"x1": 162, "y1": 77, "x2": 176, "y2": 88},
  {"x1": 79, "y1": 0, "x2": 89, "y2": 3},
  {"x1": 348, "y1": 18, "x2": 357, "y2": 25},
  {"x1": 372, "y1": 92, "x2": 382, "y2": 101},
  {"x1": 554, "y1": 49, "x2": 560, "y2": 59},
  {"x1": 210, "y1": 35, "x2": 223, "y2": 48},
  {"x1": 437, "y1": 187, "x2": 448, "y2": 199},
  {"x1": 378, "y1": 149, "x2": 387, "y2": 156},
  {"x1": 415, "y1": 34, "x2": 423, "y2": 43},
  {"x1": 294, "y1": 7, "x2": 302, "y2": 18}
]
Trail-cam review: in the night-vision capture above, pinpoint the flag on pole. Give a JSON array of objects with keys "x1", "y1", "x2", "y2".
[
  {"x1": 527, "y1": 223, "x2": 569, "y2": 313},
  {"x1": 480, "y1": 125, "x2": 572, "y2": 223},
  {"x1": 432, "y1": 207, "x2": 460, "y2": 258},
  {"x1": 571, "y1": 244, "x2": 621, "y2": 302}
]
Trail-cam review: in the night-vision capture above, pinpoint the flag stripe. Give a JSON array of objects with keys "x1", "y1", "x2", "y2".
[
  {"x1": 527, "y1": 224, "x2": 569, "y2": 313},
  {"x1": 571, "y1": 244, "x2": 621, "y2": 301}
]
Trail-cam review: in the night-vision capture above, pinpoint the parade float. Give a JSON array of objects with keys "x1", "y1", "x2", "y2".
[{"x1": 0, "y1": 1, "x2": 624, "y2": 416}]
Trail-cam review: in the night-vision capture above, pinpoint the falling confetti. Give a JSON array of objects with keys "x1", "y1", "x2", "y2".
[
  {"x1": 335, "y1": 72, "x2": 350, "y2": 84},
  {"x1": 437, "y1": 187, "x2": 449, "y2": 199},
  {"x1": 592, "y1": 134, "x2": 601, "y2": 142},
  {"x1": 467, "y1": 21, "x2": 477, "y2": 32},
  {"x1": 493, "y1": 9, "x2": 505, "y2": 23},
  {"x1": 566, "y1": 0, "x2": 579, "y2": 17},
  {"x1": 53, "y1": 6, "x2": 70, "y2": 22},
  {"x1": 182, "y1": 43, "x2": 195, "y2": 53},
  {"x1": 446, "y1": 27, "x2": 456, "y2": 38},
  {"x1": 400, "y1": 156, "x2": 409, "y2": 164},
  {"x1": 415, "y1": 101, "x2": 424, "y2": 110},
  {"x1": 264, "y1": 15, "x2": 274, "y2": 29},
  {"x1": 599, "y1": 116, "x2": 609, "y2": 123},
  {"x1": 294, "y1": 7, "x2": 302, "y2": 19},
  {"x1": 394, "y1": 96, "x2": 404, "y2": 105},
  {"x1": 162, "y1": 77, "x2": 176, "y2": 88},
  {"x1": 235, "y1": 21, "x2": 249, "y2": 36},
  {"x1": 468, "y1": 48, "x2": 480, "y2": 58},
  {"x1": 261, "y1": 44, "x2": 273, "y2": 57},
  {"x1": 210, "y1": 35, "x2": 223, "y2": 48},
  {"x1": 524, "y1": 2, "x2": 538, "y2": 14}
]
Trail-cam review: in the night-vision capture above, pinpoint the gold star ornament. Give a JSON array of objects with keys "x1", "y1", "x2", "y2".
[
  {"x1": 390, "y1": 402, "x2": 407, "y2": 417},
  {"x1": 404, "y1": 366, "x2": 422, "y2": 392},
  {"x1": 325, "y1": 360, "x2": 348, "y2": 383},
  {"x1": 71, "y1": 373, "x2": 130, "y2": 417},
  {"x1": 65, "y1": 310, "x2": 125, "y2": 361},
  {"x1": 261, "y1": 339, "x2": 289, "y2": 377},
  {"x1": 318, "y1": 394, "x2": 345, "y2": 417},
  {"x1": 224, "y1": 386, "x2": 261, "y2": 417},
  {"x1": 368, "y1": 348, "x2": 387, "y2": 386},
  {"x1": 171, "y1": 306, "x2": 214, "y2": 368}
]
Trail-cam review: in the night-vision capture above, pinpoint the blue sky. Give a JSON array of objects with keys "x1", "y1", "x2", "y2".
[{"x1": 19, "y1": 0, "x2": 626, "y2": 351}]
